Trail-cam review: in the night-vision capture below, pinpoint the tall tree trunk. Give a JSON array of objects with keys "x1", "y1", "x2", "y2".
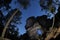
[
  {"x1": 49, "y1": 14, "x2": 55, "y2": 31},
  {"x1": 45, "y1": 13, "x2": 56, "y2": 40},
  {"x1": 1, "y1": 9, "x2": 19, "y2": 38}
]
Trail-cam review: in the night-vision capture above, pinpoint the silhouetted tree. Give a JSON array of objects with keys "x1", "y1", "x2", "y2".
[
  {"x1": 0, "y1": 0, "x2": 12, "y2": 10},
  {"x1": 3, "y1": 9, "x2": 22, "y2": 40},
  {"x1": 0, "y1": 0, "x2": 29, "y2": 40},
  {"x1": 25, "y1": 16, "x2": 36, "y2": 29},
  {"x1": 39, "y1": 0, "x2": 60, "y2": 40},
  {"x1": 37, "y1": 15, "x2": 53, "y2": 31},
  {"x1": 17, "y1": 0, "x2": 30, "y2": 9},
  {"x1": 1, "y1": 0, "x2": 60, "y2": 40},
  {"x1": 0, "y1": 10, "x2": 4, "y2": 36},
  {"x1": 4, "y1": 25, "x2": 19, "y2": 40},
  {"x1": 54, "y1": 6, "x2": 60, "y2": 27},
  {"x1": 0, "y1": 9, "x2": 22, "y2": 40},
  {"x1": 19, "y1": 32, "x2": 31, "y2": 40}
]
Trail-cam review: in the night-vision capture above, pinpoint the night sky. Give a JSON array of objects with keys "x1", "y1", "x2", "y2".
[{"x1": 1, "y1": 0, "x2": 54, "y2": 35}]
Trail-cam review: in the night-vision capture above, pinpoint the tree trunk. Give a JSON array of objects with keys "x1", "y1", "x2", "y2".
[
  {"x1": 1, "y1": 9, "x2": 19, "y2": 38},
  {"x1": 45, "y1": 13, "x2": 56, "y2": 40}
]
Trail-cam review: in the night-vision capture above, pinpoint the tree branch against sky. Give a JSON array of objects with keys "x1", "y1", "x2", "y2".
[
  {"x1": 0, "y1": 0, "x2": 60, "y2": 40},
  {"x1": 1, "y1": 9, "x2": 19, "y2": 38},
  {"x1": 0, "y1": 0, "x2": 29, "y2": 38},
  {"x1": 39, "y1": 0, "x2": 60, "y2": 40}
]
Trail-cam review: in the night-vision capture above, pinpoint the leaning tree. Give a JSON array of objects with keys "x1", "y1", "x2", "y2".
[{"x1": 0, "y1": 0, "x2": 30, "y2": 40}]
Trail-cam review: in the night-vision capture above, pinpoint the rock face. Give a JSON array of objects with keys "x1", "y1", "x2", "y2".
[{"x1": 0, "y1": 37, "x2": 10, "y2": 40}]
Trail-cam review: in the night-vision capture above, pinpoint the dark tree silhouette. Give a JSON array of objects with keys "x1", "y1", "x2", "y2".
[
  {"x1": 17, "y1": 0, "x2": 30, "y2": 9},
  {"x1": 0, "y1": 0, "x2": 29, "y2": 40},
  {"x1": 25, "y1": 16, "x2": 36, "y2": 29},
  {"x1": 19, "y1": 33, "x2": 31, "y2": 40},
  {"x1": 4, "y1": 9, "x2": 22, "y2": 40},
  {"x1": 37, "y1": 15, "x2": 53, "y2": 31},
  {"x1": 0, "y1": 9, "x2": 22, "y2": 40},
  {"x1": 4, "y1": 25, "x2": 19, "y2": 40},
  {"x1": 0, "y1": 0, "x2": 12, "y2": 10},
  {"x1": 55, "y1": 6, "x2": 60, "y2": 27},
  {"x1": 39, "y1": 0, "x2": 60, "y2": 40},
  {"x1": 0, "y1": 0, "x2": 60, "y2": 40},
  {"x1": 0, "y1": 10, "x2": 4, "y2": 36}
]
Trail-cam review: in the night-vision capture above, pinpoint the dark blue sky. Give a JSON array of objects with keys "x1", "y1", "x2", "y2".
[{"x1": 1, "y1": 0, "x2": 54, "y2": 35}]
